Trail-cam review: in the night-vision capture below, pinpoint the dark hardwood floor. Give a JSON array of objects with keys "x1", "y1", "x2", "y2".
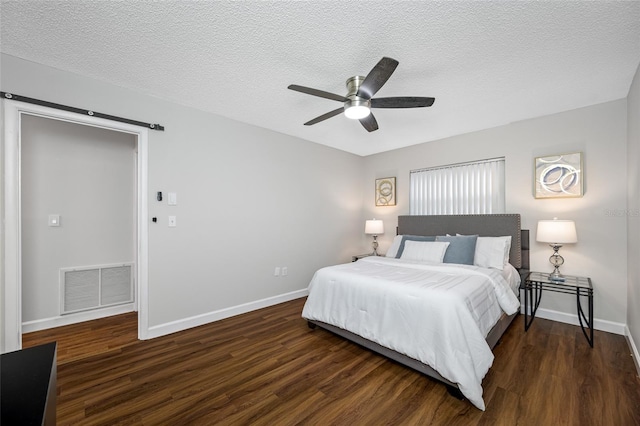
[{"x1": 22, "y1": 298, "x2": 640, "y2": 425}]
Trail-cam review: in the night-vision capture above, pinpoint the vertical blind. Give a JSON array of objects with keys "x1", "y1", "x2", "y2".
[{"x1": 410, "y1": 157, "x2": 505, "y2": 215}]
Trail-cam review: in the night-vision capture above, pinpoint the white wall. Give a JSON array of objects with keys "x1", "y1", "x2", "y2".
[
  {"x1": 1, "y1": 54, "x2": 364, "y2": 334},
  {"x1": 21, "y1": 115, "x2": 136, "y2": 322},
  {"x1": 0, "y1": 75, "x2": 5, "y2": 346},
  {"x1": 627, "y1": 62, "x2": 640, "y2": 353},
  {"x1": 362, "y1": 100, "x2": 629, "y2": 330}
]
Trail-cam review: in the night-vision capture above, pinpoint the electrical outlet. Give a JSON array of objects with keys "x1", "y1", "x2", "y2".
[
  {"x1": 48, "y1": 214, "x2": 61, "y2": 227},
  {"x1": 282, "y1": 267, "x2": 288, "y2": 276},
  {"x1": 274, "y1": 267, "x2": 280, "y2": 276}
]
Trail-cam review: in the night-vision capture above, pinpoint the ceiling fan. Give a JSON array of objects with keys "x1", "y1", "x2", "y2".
[{"x1": 288, "y1": 57, "x2": 435, "y2": 132}]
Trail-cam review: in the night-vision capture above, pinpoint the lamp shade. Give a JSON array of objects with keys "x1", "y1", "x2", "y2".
[
  {"x1": 536, "y1": 219, "x2": 577, "y2": 244},
  {"x1": 365, "y1": 219, "x2": 384, "y2": 235}
]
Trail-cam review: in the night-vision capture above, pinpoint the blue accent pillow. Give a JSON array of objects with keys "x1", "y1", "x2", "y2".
[
  {"x1": 435, "y1": 235, "x2": 478, "y2": 265},
  {"x1": 395, "y1": 235, "x2": 436, "y2": 258}
]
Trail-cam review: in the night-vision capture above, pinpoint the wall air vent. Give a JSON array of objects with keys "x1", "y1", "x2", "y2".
[{"x1": 61, "y1": 263, "x2": 134, "y2": 314}]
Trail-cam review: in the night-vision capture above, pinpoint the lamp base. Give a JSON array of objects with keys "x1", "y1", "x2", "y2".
[
  {"x1": 548, "y1": 244, "x2": 565, "y2": 280},
  {"x1": 549, "y1": 275, "x2": 566, "y2": 282},
  {"x1": 548, "y1": 268, "x2": 566, "y2": 282},
  {"x1": 371, "y1": 235, "x2": 379, "y2": 256}
]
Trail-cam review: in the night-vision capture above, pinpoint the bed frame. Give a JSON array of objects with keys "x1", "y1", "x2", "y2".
[{"x1": 307, "y1": 214, "x2": 530, "y2": 398}]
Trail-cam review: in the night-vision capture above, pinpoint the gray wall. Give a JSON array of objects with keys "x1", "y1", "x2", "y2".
[
  {"x1": 362, "y1": 100, "x2": 629, "y2": 328},
  {"x1": 627, "y1": 62, "x2": 640, "y2": 352},
  {"x1": 1, "y1": 54, "x2": 364, "y2": 330},
  {"x1": 21, "y1": 115, "x2": 136, "y2": 322}
]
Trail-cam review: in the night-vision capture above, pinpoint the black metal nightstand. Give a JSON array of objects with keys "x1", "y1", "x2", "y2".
[
  {"x1": 522, "y1": 271, "x2": 594, "y2": 347},
  {"x1": 351, "y1": 253, "x2": 380, "y2": 262}
]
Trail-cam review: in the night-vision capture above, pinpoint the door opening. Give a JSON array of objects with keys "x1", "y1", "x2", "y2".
[{"x1": 2, "y1": 100, "x2": 149, "y2": 353}]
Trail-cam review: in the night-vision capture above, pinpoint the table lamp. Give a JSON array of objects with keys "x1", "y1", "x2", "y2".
[
  {"x1": 536, "y1": 218, "x2": 577, "y2": 279},
  {"x1": 365, "y1": 219, "x2": 384, "y2": 256}
]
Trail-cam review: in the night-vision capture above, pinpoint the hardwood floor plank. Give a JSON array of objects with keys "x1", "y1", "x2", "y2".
[
  {"x1": 22, "y1": 311, "x2": 138, "y2": 364},
  {"x1": 249, "y1": 388, "x2": 327, "y2": 426},
  {"x1": 398, "y1": 382, "x2": 458, "y2": 425},
  {"x1": 340, "y1": 366, "x2": 424, "y2": 425},
  {"x1": 540, "y1": 333, "x2": 575, "y2": 378},
  {"x1": 21, "y1": 298, "x2": 640, "y2": 425},
  {"x1": 477, "y1": 386, "x2": 519, "y2": 426}
]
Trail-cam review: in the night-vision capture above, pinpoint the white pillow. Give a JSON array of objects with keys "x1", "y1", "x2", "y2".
[
  {"x1": 400, "y1": 241, "x2": 450, "y2": 263},
  {"x1": 386, "y1": 235, "x2": 403, "y2": 258},
  {"x1": 501, "y1": 262, "x2": 521, "y2": 294},
  {"x1": 474, "y1": 236, "x2": 512, "y2": 270}
]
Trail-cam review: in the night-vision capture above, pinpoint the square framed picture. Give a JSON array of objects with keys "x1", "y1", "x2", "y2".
[
  {"x1": 534, "y1": 152, "x2": 583, "y2": 198},
  {"x1": 375, "y1": 177, "x2": 396, "y2": 206}
]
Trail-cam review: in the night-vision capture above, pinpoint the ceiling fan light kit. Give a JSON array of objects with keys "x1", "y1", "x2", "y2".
[
  {"x1": 288, "y1": 57, "x2": 435, "y2": 132},
  {"x1": 344, "y1": 76, "x2": 371, "y2": 119},
  {"x1": 344, "y1": 103, "x2": 371, "y2": 119}
]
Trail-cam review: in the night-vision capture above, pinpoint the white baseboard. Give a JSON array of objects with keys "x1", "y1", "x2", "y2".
[
  {"x1": 528, "y1": 307, "x2": 626, "y2": 335},
  {"x1": 145, "y1": 288, "x2": 309, "y2": 340},
  {"x1": 625, "y1": 326, "x2": 640, "y2": 377},
  {"x1": 22, "y1": 303, "x2": 136, "y2": 333}
]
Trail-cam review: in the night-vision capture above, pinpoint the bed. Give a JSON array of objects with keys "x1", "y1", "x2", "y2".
[{"x1": 301, "y1": 214, "x2": 530, "y2": 410}]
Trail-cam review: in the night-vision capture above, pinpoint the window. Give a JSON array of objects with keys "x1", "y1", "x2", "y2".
[{"x1": 410, "y1": 157, "x2": 505, "y2": 215}]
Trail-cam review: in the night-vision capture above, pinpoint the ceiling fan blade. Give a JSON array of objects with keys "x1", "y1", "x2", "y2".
[
  {"x1": 304, "y1": 107, "x2": 344, "y2": 126},
  {"x1": 359, "y1": 113, "x2": 379, "y2": 132},
  {"x1": 288, "y1": 85, "x2": 347, "y2": 102},
  {"x1": 357, "y1": 57, "x2": 399, "y2": 99},
  {"x1": 371, "y1": 97, "x2": 435, "y2": 108}
]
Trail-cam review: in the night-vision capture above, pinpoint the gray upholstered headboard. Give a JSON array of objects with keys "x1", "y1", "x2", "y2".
[{"x1": 397, "y1": 214, "x2": 529, "y2": 269}]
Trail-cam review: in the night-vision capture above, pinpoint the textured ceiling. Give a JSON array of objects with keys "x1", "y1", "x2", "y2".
[{"x1": 1, "y1": 1, "x2": 639, "y2": 156}]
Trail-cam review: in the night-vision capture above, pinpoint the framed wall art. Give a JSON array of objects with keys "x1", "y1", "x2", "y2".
[
  {"x1": 534, "y1": 152, "x2": 583, "y2": 199},
  {"x1": 375, "y1": 177, "x2": 396, "y2": 206}
]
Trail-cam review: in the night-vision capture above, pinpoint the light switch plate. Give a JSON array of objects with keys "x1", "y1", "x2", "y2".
[
  {"x1": 168, "y1": 216, "x2": 177, "y2": 227},
  {"x1": 168, "y1": 192, "x2": 177, "y2": 206}
]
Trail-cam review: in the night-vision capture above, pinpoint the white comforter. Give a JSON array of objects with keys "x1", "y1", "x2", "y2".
[{"x1": 301, "y1": 256, "x2": 520, "y2": 410}]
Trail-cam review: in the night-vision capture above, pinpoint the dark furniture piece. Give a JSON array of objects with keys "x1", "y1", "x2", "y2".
[
  {"x1": 1, "y1": 342, "x2": 57, "y2": 425},
  {"x1": 351, "y1": 253, "x2": 375, "y2": 262},
  {"x1": 523, "y1": 271, "x2": 594, "y2": 347},
  {"x1": 308, "y1": 214, "x2": 529, "y2": 398}
]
